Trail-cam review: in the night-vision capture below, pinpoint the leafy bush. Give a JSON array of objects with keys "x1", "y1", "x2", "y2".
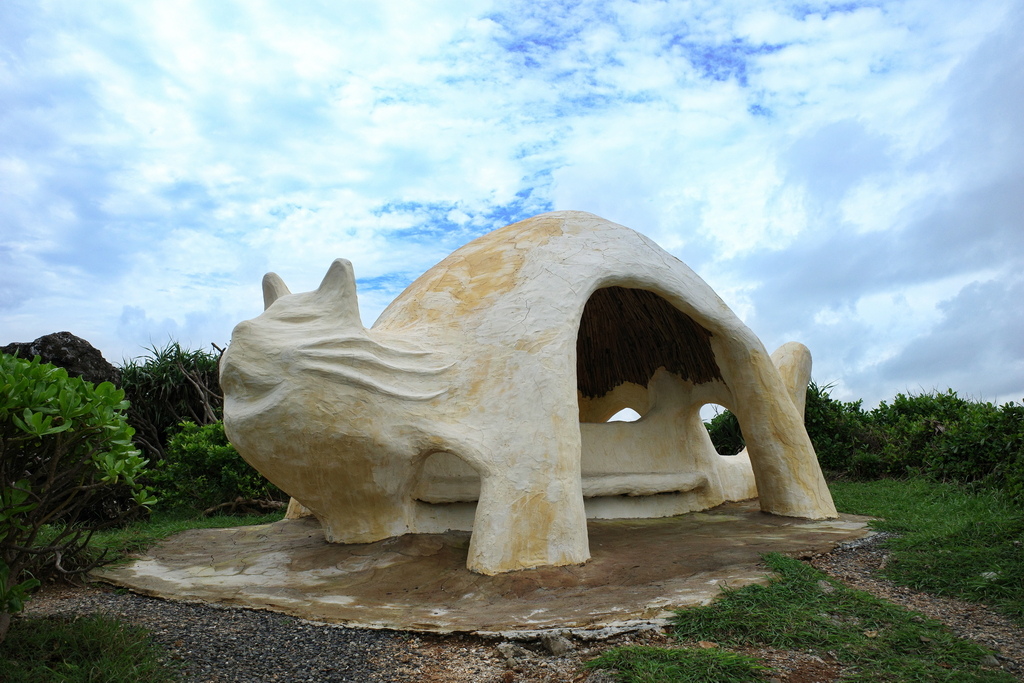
[
  {"x1": 0, "y1": 354, "x2": 155, "y2": 642},
  {"x1": 149, "y1": 421, "x2": 284, "y2": 511},
  {"x1": 704, "y1": 383, "x2": 1024, "y2": 499},
  {"x1": 862, "y1": 391, "x2": 1024, "y2": 494},
  {"x1": 802, "y1": 382, "x2": 882, "y2": 477},
  {"x1": 704, "y1": 382, "x2": 880, "y2": 471},
  {"x1": 120, "y1": 342, "x2": 223, "y2": 462},
  {"x1": 885, "y1": 395, "x2": 1023, "y2": 491},
  {"x1": 997, "y1": 403, "x2": 1024, "y2": 502},
  {"x1": 871, "y1": 390, "x2": 975, "y2": 475}
]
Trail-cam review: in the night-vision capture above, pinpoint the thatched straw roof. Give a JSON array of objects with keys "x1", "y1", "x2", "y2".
[{"x1": 576, "y1": 286, "x2": 722, "y2": 399}]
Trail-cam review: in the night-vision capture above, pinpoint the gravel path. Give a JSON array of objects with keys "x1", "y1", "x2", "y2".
[
  {"x1": 25, "y1": 589, "x2": 407, "y2": 682},
  {"x1": 811, "y1": 533, "x2": 1024, "y2": 679},
  {"x1": 21, "y1": 534, "x2": 1024, "y2": 682}
]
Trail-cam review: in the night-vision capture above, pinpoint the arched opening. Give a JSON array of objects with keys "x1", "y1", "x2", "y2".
[
  {"x1": 578, "y1": 381, "x2": 651, "y2": 423},
  {"x1": 411, "y1": 451, "x2": 481, "y2": 533},
  {"x1": 575, "y1": 286, "x2": 731, "y2": 518},
  {"x1": 410, "y1": 286, "x2": 747, "y2": 533}
]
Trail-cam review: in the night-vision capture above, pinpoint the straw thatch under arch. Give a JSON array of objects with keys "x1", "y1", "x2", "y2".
[{"x1": 576, "y1": 286, "x2": 722, "y2": 399}]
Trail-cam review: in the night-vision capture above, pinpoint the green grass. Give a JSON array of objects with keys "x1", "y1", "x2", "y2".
[
  {"x1": 586, "y1": 646, "x2": 769, "y2": 682},
  {"x1": 3, "y1": 510, "x2": 284, "y2": 680},
  {"x1": 87, "y1": 508, "x2": 286, "y2": 562},
  {"x1": 590, "y1": 479, "x2": 1023, "y2": 682},
  {"x1": 831, "y1": 479, "x2": 1024, "y2": 623},
  {"x1": 32, "y1": 508, "x2": 286, "y2": 572},
  {"x1": 590, "y1": 552, "x2": 1013, "y2": 682},
  {"x1": 669, "y1": 553, "x2": 1010, "y2": 682},
  {"x1": 0, "y1": 614, "x2": 179, "y2": 682}
]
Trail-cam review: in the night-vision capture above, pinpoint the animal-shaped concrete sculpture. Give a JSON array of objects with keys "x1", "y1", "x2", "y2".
[{"x1": 220, "y1": 211, "x2": 837, "y2": 575}]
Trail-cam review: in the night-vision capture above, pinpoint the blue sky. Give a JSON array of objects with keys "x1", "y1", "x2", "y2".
[{"x1": 2, "y1": 0, "x2": 1022, "y2": 408}]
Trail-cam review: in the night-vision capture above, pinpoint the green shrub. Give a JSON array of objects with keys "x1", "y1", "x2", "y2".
[
  {"x1": 150, "y1": 421, "x2": 284, "y2": 511},
  {"x1": 871, "y1": 390, "x2": 973, "y2": 474},
  {"x1": 705, "y1": 383, "x2": 1023, "y2": 498},
  {"x1": 120, "y1": 341, "x2": 222, "y2": 462},
  {"x1": 0, "y1": 354, "x2": 155, "y2": 642},
  {"x1": 704, "y1": 382, "x2": 880, "y2": 471},
  {"x1": 868, "y1": 391, "x2": 1024, "y2": 493},
  {"x1": 920, "y1": 399, "x2": 1023, "y2": 495},
  {"x1": 997, "y1": 404, "x2": 1024, "y2": 502},
  {"x1": 802, "y1": 382, "x2": 878, "y2": 475}
]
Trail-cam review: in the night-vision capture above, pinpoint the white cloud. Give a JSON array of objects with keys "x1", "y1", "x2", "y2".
[{"x1": 1, "y1": 0, "x2": 1020, "y2": 409}]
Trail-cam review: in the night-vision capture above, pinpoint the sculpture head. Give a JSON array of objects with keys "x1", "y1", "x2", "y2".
[
  {"x1": 220, "y1": 257, "x2": 459, "y2": 543},
  {"x1": 221, "y1": 259, "x2": 360, "y2": 402},
  {"x1": 222, "y1": 258, "x2": 450, "y2": 408}
]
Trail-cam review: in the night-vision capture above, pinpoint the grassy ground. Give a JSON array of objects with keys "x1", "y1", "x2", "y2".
[
  {"x1": 589, "y1": 552, "x2": 1013, "y2": 682},
  {"x1": 587, "y1": 478, "x2": 1023, "y2": 682},
  {"x1": 32, "y1": 509, "x2": 287, "y2": 570},
  {"x1": 89, "y1": 508, "x2": 286, "y2": 562},
  {"x1": 0, "y1": 613, "x2": 181, "y2": 683},
  {"x1": 830, "y1": 479, "x2": 1024, "y2": 623},
  {"x1": 3, "y1": 510, "x2": 283, "y2": 683},
  {"x1": 587, "y1": 645, "x2": 769, "y2": 682}
]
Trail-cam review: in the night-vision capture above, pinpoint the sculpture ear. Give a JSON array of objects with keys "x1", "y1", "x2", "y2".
[
  {"x1": 262, "y1": 273, "x2": 291, "y2": 310},
  {"x1": 314, "y1": 258, "x2": 362, "y2": 326}
]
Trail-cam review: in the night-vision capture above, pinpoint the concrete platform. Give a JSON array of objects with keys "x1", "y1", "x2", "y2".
[{"x1": 93, "y1": 501, "x2": 872, "y2": 635}]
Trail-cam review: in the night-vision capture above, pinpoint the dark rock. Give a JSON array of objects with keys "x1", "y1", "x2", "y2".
[{"x1": 2, "y1": 331, "x2": 121, "y2": 386}]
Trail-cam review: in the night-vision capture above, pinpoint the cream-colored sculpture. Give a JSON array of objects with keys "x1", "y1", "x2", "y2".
[{"x1": 220, "y1": 211, "x2": 837, "y2": 575}]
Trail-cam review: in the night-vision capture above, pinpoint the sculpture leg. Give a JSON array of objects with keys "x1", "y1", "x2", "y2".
[
  {"x1": 309, "y1": 455, "x2": 417, "y2": 544},
  {"x1": 466, "y1": 467, "x2": 590, "y2": 575},
  {"x1": 733, "y1": 351, "x2": 837, "y2": 520}
]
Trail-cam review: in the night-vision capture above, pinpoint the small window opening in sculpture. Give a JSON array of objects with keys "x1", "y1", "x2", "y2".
[
  {"x1": 703, "y1": 403, "x2": 729, "y2": 421},
  {"x1": 607, "y1": 408, "x2": 641, "y2": 422},
  {"x1": 703, "y1": 403, "x2": 748, "y2": 456}
]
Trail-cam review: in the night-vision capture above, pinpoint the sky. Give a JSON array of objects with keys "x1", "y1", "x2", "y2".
[{"x1": 2, "y1": 0, "x2": 1022, "y2": 409}]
